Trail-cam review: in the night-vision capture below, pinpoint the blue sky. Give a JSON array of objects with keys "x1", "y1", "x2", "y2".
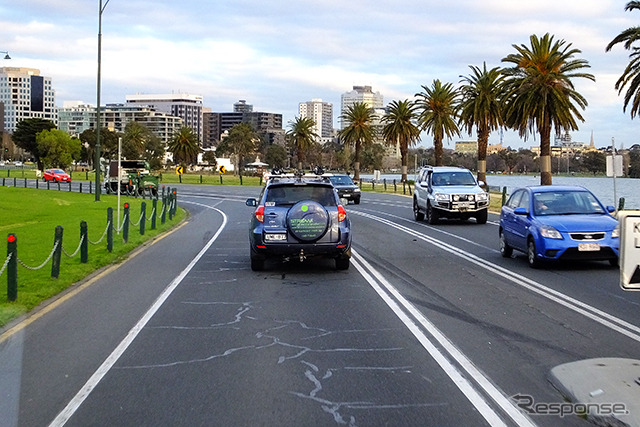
[{"x1": 1, "y1": 0, "x2": 639, "y2": 150}]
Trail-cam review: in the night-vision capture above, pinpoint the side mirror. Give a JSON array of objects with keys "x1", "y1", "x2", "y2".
[
  {"x1": 246, "y1": 198, "x2": 257, "y2": 207},
  {"x1": 478, "y1": 180, "x2": 485, "y2": 187},
  {"x1": 420, "y1": 182, "x2": 429, "y2": 188},
  {"x1": 514, "y1": 207, "x2": 528, "y2": 215},
  {"x1": 606, "y1": 205, "x2": 615, "y2": 213}
]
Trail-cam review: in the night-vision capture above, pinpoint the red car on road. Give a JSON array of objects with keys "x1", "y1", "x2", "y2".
[{"x1": 43, "y1": 168, "x2": 71, "y2": 182}]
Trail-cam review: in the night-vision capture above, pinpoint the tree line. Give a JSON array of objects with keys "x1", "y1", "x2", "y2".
[{"x1": 8, "y1": 119, "x2": 201, "y2": 171}]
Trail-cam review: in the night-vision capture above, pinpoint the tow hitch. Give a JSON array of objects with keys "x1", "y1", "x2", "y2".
[{"x1": 299, "y1": 249, "x2": 306, "y2": 263}]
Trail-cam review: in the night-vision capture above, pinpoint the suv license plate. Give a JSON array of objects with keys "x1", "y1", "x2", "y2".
[
  {"x1": 265, "y1": 233, "x2": 287, "y2": 241},
  {"x1": 456, "y1": 202, "x2": 470, "y2": 208},
  {"x1": 578, "y1": 243, "x2": 600, "y2": 251}
]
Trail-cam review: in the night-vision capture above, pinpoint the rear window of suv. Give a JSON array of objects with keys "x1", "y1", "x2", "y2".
[{"x1": 265, "y1": 185, "x2": 336, "y2": 206}]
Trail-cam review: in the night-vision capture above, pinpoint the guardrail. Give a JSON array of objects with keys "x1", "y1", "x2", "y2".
[{"x1": 1, "y1": 189, "x2": 178, "y2": 302}]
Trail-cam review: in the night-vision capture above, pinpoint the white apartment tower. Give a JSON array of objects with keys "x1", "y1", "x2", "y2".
[
  {"x1": 125, "y1": 93, "x2": 203, "y2": 142},
  {"x1": 0, "y1": 67, "x2": 56, "y2": 133},
  {"x1": 340, "y1": 85, "x2": 383, "y2": 129},
  {"x1": 298, "y1": 98, "x2": 333, "y2": 144}
]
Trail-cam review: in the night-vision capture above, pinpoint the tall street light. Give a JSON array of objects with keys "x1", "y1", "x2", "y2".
[
  {"x1": 95, "y1": 0, "x2": 110, "y2": 201},
  {"x1": 0, "y1": 51, "x2": 10, "y2": 60}
]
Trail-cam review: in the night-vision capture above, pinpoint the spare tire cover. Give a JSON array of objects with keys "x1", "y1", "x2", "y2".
[{"x1": 286, "y1": 200, "x2": 330, "y2": 242}]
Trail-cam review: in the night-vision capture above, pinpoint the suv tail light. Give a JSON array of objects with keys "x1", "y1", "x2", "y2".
[
  {"x1": 255, "y1": 205, "x2": 265, "y2": 223},
  {"x1": 337, "y1": 205, "x2": 347, "y2": 222}
]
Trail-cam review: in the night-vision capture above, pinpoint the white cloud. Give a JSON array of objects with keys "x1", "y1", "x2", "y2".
[{"x1": 2, "y1": 0, "x2": 640, "y2": 147}]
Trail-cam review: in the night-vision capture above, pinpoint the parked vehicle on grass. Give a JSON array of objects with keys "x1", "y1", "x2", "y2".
[
  {"x1": 413, "y1": 166, "x2": 489, "y2": 224},
  {"x1": 43, "y1": 168, "x2": 71, "y2": 183},
  {"x1": 328, "y1": 174, "x2": 361, "y2": 204},
  {"x1": 499, "y1": 185, "x2": 619, "y2": 268},
  {"x1": 104, "y1": 160, "x2": 159, "y2": 197},
  {"x1": 246, "y1": 171, "x2": 352, "y2": 271}
]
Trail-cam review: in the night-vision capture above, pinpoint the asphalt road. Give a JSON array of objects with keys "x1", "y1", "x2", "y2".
[{"x1": 1, "y1": 184, "x2": 639, "y2": 426}]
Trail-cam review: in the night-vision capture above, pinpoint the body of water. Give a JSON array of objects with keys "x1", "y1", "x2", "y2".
[{"x1": 360, "y1": 173, "x2": 640, "y2": 209}]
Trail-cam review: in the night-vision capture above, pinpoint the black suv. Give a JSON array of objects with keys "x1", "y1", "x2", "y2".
[{"x1": 246, "y1": 173, "x2": 352, "y2": 271}]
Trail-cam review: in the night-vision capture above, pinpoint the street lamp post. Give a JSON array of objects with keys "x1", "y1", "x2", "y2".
[
  {"x1": 95, "y1": 0, "x2": 110, "y2": 201},
  {"x1": 0, "y1": 51, "x2": 10, "y2": 60}
]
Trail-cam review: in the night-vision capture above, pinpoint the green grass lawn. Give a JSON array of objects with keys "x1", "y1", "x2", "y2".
[{"x1": 0, "y1": 187, "x2": 185, "y2": 328}]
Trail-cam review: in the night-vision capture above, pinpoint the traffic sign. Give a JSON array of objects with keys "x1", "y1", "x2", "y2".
[
  {"x1": 619, "y1": 211, "x2": 640, "y2": 290},
  {"x1": 176, "y1": 166, "x2": 184, "y2": 175},
  {"x1": 218, "y1": 165, "x2": 225, "y2": 174}
]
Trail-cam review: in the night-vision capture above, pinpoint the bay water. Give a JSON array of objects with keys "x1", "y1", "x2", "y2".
[{"x1": 360, "y1": 173, "x2": 640, "y2": 209}]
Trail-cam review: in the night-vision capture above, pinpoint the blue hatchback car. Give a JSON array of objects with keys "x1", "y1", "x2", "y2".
[{"x1": 499, "y1": 185, "x2": 619, "y2": 268}]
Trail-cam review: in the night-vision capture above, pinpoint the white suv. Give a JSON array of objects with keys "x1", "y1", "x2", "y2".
[{"x1": 413, "y1": 166, "x2": 489, "y2": 224}]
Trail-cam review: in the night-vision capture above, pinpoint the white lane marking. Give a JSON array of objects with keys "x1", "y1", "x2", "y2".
[
  {"x1": 49, "y1": 201, "x2": 227, "y2": 427},
  {"x1": 358, "y1": 208, "x2": 499, "y2": 251},
  {"x1": 353, "y1": 210, "x2": 640, "y2": 342},
  {"x1": 352, "y1": 252, "x2": 535, "y2": 427}
]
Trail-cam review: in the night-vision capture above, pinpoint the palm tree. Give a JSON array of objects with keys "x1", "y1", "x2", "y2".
[
  {"x1": 606, "y1": 1, "x2": 640, "y2": 118},
  {"x1": 168, "y1": 126, "x2": 200, "y2": 166},
  {"x1": 382, "y1": 99, "x2": 421, "y2": 182},
  {"x1": 415, "y1": 80, "x2": 460, "y2": 166},
  {"x1": 502, "y1": 33, "x2": 594, "y2": 185},
  {"x1": 338, "y1": 102, "x2": 377, "y2": 180},
  {"x1": 286, "y1": 116, "x2": 318, "y2": 170},
  {"x1": 459, "y1": 63, "x2": 506, "y2": 186}
]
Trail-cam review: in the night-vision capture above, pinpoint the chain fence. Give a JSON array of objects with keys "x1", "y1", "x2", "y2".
[{"x1": 2, "y1": 188, "x2": 179, "y2": 302}]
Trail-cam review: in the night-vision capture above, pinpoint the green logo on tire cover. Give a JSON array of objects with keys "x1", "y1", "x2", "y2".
[{"x1": 289, "y1": 204, "x2": 326, "y2": 239}]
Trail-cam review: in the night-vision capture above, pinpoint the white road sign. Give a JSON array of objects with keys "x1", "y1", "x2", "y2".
[{"x1": 619, "y1": 211, "x2": 640, "y2": 291}]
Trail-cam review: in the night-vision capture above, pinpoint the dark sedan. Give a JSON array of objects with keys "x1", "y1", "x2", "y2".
[{"x1": 329, "y1": 174, "x2": 361, "y2": 204}]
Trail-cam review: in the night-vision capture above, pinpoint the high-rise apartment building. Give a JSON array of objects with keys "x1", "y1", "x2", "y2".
[
  {"x1": 298, "y1": 98, "x2": 333, "y2": 144},
  {"x1": 203, "y1": 100, "x2": 284, "y2": 148},
  {"x1": 339, "y1": 85, "x2": 394, "y2": 155},
  {"x1": 340, "y1": 85, "x2": 383, "y2": 129},
  {"x1": 125, "y1": 93, "x2": 203, "y2": 142},
  {"x1": 0, "y1": 67, "x2": 57, "y2": 133}
]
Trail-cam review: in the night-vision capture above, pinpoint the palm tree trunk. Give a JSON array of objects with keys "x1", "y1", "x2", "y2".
[
  {"x1": 434, "y1": 137, "x2": 444, "y2": 166},
  {"x1": 401, "y1": 143, "x2": 408, "y2": 182},
  {"x1": 353, "y1": 141, "x2": 361, "y2": 181},
  {"x1": 477, "y1": 126, "x2": 489, "y2": 187},
  {"x1": 539, "y1": 123, "x2": 552, "y2": 185}
]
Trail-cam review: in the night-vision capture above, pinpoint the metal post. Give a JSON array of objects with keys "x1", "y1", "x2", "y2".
[
  {"x1": 107, "y1": 207, "x2": 113, "y2": 252},
  {"x1": 51, "y1": 226, "x2": 63, "y2": 279},
  {"x1": 151, "y1": 198, "x2": 157, "y2": 230},
  {"x1": 123, "y1": 203, "x2": 129, "y2": 243},
  {"x1": 140, "y1": 202, "x2": 146, "y2": 236},
  {"x1": 7, "y1": 234, "x2": 17, "y2": 301},
  {"x1": 80, "y1": 221, "x2": 88, "y2": 263},
  {"x1": 95, "y1": 0, "x2": 111, "y2": 201}
]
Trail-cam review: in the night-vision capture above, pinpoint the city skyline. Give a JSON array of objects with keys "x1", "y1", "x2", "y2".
[{"x1": 2, "y1": 0, "x2": 639, "y2": 150}]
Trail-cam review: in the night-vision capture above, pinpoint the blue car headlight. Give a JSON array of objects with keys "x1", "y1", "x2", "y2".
[
  {"x1": 540, "y1": 225, "x2": 562, "y2": 239},
  {"x1": 612, "y1": 224, "x2": 619, "y2": 239}
]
